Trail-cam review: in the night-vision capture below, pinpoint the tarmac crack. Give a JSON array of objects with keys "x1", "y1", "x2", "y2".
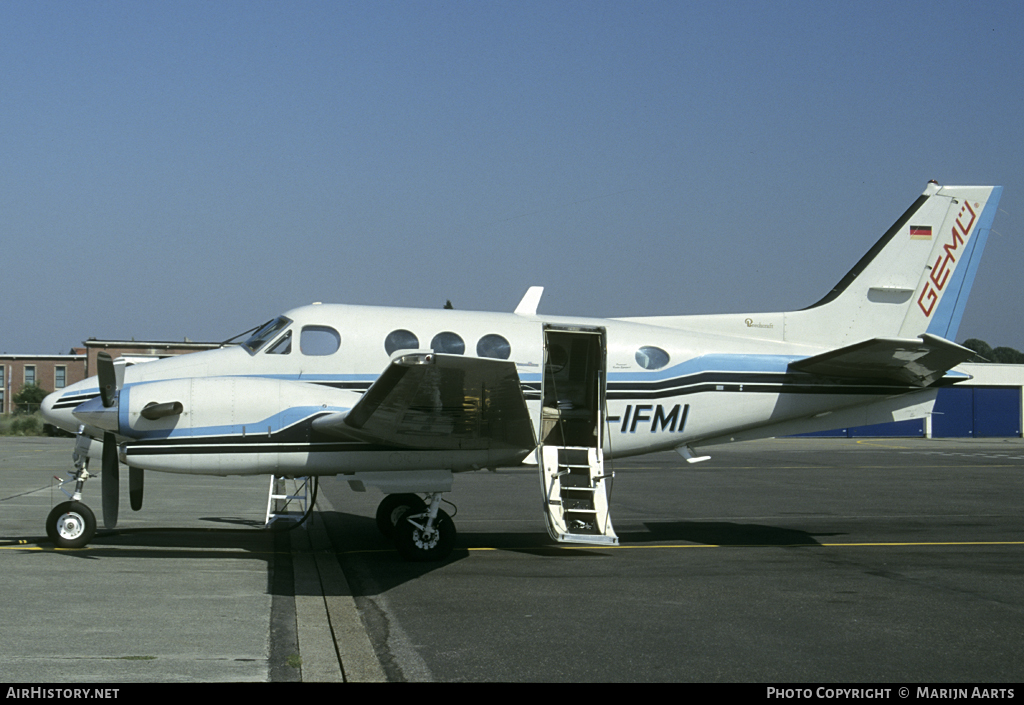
[{"x1": 1, "y1": 485, "x2": 51, "y2": 502}]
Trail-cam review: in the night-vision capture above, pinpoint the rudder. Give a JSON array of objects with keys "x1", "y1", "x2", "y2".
[
  {"x1": 788, "y1": 182, "x2": 1002, "y2": 347},
  {"x1": 898, "y1": 184, "x2": 1002, "y2": 341}
]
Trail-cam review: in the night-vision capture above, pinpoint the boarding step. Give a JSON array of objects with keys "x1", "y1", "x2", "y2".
[
  {"x1": 264, "y1": 475, "x2": 313, "y2": 527},
  {"x1": 539, "y1": 445, "x2": 618, "y2": 545}
]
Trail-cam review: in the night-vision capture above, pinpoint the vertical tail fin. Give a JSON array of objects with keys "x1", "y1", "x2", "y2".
[
  {"x1": 789, "y1": 182, "x2": 1002, "y2": 346},
  {"x1": 899, "y1": 184, "x2": 1002, "y2": 340}
]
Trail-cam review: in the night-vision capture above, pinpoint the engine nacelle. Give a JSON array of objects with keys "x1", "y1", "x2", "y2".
[{"x1": 114, "y1": 376, "x2": 358, "y2": 475}]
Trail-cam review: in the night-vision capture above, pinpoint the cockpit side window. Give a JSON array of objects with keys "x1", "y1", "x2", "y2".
[
  {"x1": 243, "y1": 316, "x2": 293, "y2": 354},
  {"x1": 266, "y1": 331, "x2": 292, "y2": 355},
  {"x1": 301, "y1": 325, "x2": 341, "y2": 356}
]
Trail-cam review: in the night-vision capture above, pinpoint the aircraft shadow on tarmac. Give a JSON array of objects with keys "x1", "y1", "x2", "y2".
[
  {"x1": 627, "y1": 521, "x2": 845, "y2": 547},
  {"x1": 313, "y1": 510, "x2": 846, "y2": 597},
  {"x1": 12, "y1": 515, "x2": 275, "y2": 562}
]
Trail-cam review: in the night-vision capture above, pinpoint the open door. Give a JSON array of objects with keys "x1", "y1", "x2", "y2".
[{"x1": 538, "y1": 326, "x2": 618, "y2": 545}]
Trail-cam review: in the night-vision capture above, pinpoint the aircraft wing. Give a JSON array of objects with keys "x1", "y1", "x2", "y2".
[
  {"x1": 788, "y1": 334, "x2": 975, "y2": 387},
  {"x1": 312, "y1": 353, "x2": 537, "y2": 451}
]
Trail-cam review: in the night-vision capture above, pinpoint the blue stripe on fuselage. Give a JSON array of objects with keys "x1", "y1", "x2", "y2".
[{"x1": 607, "y1": 354, "x2": 801, "y2": 383}]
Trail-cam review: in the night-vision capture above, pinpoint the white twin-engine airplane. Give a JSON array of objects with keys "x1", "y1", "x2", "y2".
[{"x1": 41, "y1": 182, "x2": 1002, "y2": 560}]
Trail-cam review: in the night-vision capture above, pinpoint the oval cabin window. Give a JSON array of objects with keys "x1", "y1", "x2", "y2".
[
  {"x1": 635, "y1": 346, "x2": 670, "y2": 370},
  {"x1": 477, "y1": 334, "x2": 512, "y2": 360},
  {"x1": 385, "y1": 329, "x2": 420, "y2": 355},
  {"x1": 431, "y1": 331, "x2": 465, "y2": 355}
]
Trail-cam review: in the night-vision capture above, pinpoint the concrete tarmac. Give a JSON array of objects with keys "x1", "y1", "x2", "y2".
[
  {"x1": 0, "y1": 436, "x2": 383, "y2": 683},
  {"x1": 6, "y1": 435, "x2": 1024, "y2": 683},
  {"x1": 317, "y1": 437, "x2": 1024, "y2": 682}
]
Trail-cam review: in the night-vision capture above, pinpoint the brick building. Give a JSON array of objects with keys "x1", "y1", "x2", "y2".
[
  {"x1": 0, "y1": 351, "x2": 87, "y2": 414},
  {"x1": 1, "y1": 339, "x2": 225, "y2": 414},
  {"x1": 82, "y1": 338, "x2": 225, "y2": 375}
]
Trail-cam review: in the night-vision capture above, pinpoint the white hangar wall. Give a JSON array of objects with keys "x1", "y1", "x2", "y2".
[{"x1": 798, "y1": 363, "x2": 1024, "y2": 439}]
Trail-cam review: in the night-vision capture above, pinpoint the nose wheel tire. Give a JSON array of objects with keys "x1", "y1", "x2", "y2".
[
  {"x1": 394, "y1": 508, "x2": 455, "y2": 562},
  {"x1": 46, "y1": 501, "x2": 97, "y2": 549}
]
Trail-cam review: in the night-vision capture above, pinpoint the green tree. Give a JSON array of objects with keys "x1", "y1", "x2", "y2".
[
  {"x1": 13, "y1": 383, "x2": 49, "y2": 411},
  {"x1": 962, "y1": 338, "x2": 994, "y2": 361},
  {"x1": 992, "y1": 347, "x2": 1024, "y2": 364},
  {"x1": 961, "y1": 339, "x2": 1024, "y2": 364}
]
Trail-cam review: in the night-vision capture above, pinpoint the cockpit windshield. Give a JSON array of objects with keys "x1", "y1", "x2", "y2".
[{"x1": 242, "y1": 316, "x2": 292, "y2": 354}]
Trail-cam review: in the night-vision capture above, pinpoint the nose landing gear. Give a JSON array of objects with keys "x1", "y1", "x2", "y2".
[{"x1": 47, "y1": 434, "x2": 98, "y2": 549}]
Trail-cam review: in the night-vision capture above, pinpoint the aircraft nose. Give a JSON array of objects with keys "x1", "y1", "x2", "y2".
[
  {"x1": 41, "y1": 390, "x2": 62, "y2": 423},
  {"x1": 70, "y1": 394, "x2": 119, "y2": 433},
  {"x1": 41, "y1": 389, "x2": 81, "y2": 434}
]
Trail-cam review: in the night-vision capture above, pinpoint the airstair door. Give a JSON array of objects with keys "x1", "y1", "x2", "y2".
[{"x1": 538, "y1": 326, "x2": 618, "y2": 545}]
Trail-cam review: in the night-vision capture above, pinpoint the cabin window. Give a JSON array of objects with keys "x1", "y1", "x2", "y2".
[
  {"x1": 635, "y1": 346, "x2": 670, "y2": 370},
  {"x1": 477, "y1": 334, "x2": 512, "y2": 360},
  {"x1": 266, "y1": 331, "x2": 292, "y2": 354},
  {"x1": 243, "y1": 316, "x2": 292, "y2": 354},
  {"x1": 430, "y1": 331, "x2": 465, "y2": 355},
  {"x1": 300, "y1": 326, "x2": 341, "y2": 356},
  {"x1": 385, "y1": 329, "x2": 419, "y2": 355}
]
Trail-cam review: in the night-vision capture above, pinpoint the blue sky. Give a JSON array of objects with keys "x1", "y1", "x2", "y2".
[{"x1": 2, "y1": 0, "x2": 1022, "y2": 353}]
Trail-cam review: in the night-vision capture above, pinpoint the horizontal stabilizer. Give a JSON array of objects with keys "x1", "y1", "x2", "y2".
[
  {"x1": 788, "y1": 334, "x2": 975, "y2": 387},
  {"x1": 312, "y1": 353, "x2": 537, "y2": 452}
]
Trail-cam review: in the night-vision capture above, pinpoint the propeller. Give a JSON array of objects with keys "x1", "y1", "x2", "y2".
[
  {"x1": 102, "y1": 431, "x2": 119, "y2": 529},
  {"x1": 97, "y1": 352, "x2": 117, "y2": 408},
  {"x1": 129, "y1": 466, "x2": 144, "y2": 511},
  {"x1": 85, "y1": 353, "x2": 165, "y2": 521},
  {"x1": 97, "y1": 353, "x2": 120, "y2": 529}
]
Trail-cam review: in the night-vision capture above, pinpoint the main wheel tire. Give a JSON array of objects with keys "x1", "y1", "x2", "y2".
[
  {"x1": 46, "y1": 501, "x2": 97, "y2": 549},
  {"x1": 394, "y1": 507, "x2": 456, "y2": 562},
  {"x1": 375, "y1": 493, "x2": 427, "y2": 538}
]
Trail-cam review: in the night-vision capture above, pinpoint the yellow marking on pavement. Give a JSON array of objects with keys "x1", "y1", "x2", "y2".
[
  {"x1": 322, "y1": 540, "x2": 1024, "y2": 556},
  {"x1": 854, "y1": 440, "x2": 915, "y2": 449}
]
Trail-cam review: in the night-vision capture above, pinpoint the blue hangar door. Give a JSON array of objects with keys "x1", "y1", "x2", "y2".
[{"x1": 932, "y1": 386, "x2": 1021, "y2": 438}]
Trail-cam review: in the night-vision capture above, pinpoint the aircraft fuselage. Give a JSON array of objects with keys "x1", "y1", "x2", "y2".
[{"x1": 44, "y1": 302, "x2": 927, "y2": 476}]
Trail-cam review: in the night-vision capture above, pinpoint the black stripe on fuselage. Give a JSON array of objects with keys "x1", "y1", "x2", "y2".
[
  {"x1": 126, "y1": 440, "x2": 393, "y2": 456},
  {"x1": 52, "y1": 392, "x2": 100, "y2": 410},
  {"x1": 606, "y1": 371, "x2": 917, "y2": 400}
]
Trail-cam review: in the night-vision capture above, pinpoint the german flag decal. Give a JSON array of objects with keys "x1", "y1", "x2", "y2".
[{"x1": 909, "y1": 225, "x2": 932, "y2": 240}]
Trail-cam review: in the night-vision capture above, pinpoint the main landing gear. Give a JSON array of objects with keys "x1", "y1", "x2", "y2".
[{"x1": 376, "y1": 493, "x2": 456, "y2": 562}]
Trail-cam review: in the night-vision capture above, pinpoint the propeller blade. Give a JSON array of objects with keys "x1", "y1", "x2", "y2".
[
  {"x1": 129, "y1": 466, "x2": 144, "y2": 511},
  {"x1": 97, "y1": 352, "x2": 117, "y2": 408},
  {"x1": 102, "y1": 432, "x2": 119, "y2": 529}
]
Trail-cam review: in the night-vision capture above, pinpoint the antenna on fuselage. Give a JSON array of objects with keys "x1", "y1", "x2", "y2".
[{"x1": 514, "y1": 287, "x2": 544, "y2": 316}]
